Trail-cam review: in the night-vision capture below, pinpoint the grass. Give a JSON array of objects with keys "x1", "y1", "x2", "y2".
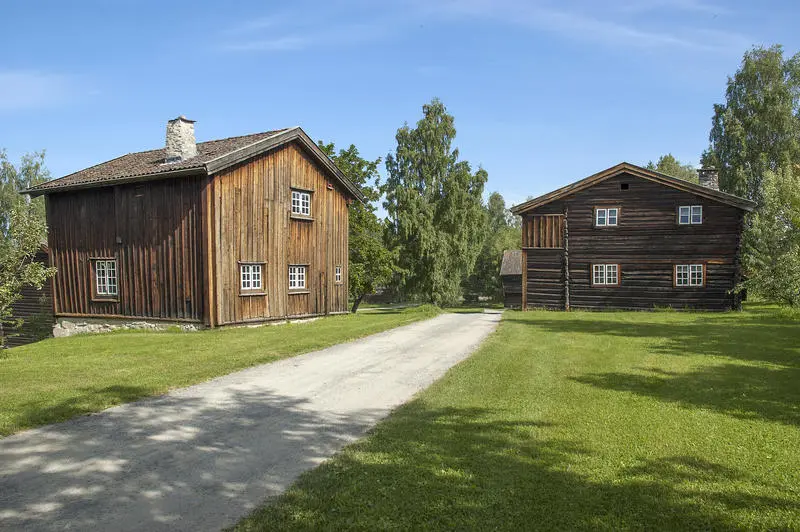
[
  {"x1": 0, "y1": 306, "x2": 441, "y2": 437},
  {"x1": 234, "y1": 303, "x2": 800, "y2": 530}
]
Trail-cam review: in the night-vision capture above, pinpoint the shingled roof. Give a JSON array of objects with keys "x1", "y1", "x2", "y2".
[
  {"x1": 500, "y1": 249, "x2": 522, "y2": 276},
  {"x1": 25, "y1": 126, "x2": 365, "y2": 202}
]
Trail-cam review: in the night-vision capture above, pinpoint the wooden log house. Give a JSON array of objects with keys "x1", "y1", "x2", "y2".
[
  {"x1": 510, "y1": 162, "x2": 756, "y2": 311},
  {"x1": 25, "y1": 118, "x2": 364, "y2": 330}
]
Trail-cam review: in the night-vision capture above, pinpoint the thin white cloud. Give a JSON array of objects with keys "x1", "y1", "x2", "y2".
[
  {"x1": 217, "y1": 20, "x2": 391, "y2": 53},
  {"x1": 422, "y1": 0, "x2": 748, "y2": 53},
  {"x1": 219, "y1": 36, "x2": 309, "y2": 52},
  {"x1": 0, "y1": 71, "x2": 74, "y2": 112}
]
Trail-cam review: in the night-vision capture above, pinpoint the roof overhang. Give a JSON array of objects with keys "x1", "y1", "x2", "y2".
[
  {"x1": 24, "y1": 126, "x2": 366, "y2": 204},
  {"x1": 510, "y1": 162, "x2": 756, "y2": 215}
]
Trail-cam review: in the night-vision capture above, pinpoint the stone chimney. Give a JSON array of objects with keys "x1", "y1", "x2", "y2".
[
  {"x1": 165, "y1": 116, "x2": 197, "y2": 162},
  {"x1": 698, "y1": 167, "x2": 719, "y2": 191}
]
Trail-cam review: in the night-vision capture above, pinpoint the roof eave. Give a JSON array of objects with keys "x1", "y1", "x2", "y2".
[
  {"x1": 22, "y1": 166, "x2": 207, "y2": 197},
  {"x1": 511, "y1": 163, "x2": 756, "y2": 214}
]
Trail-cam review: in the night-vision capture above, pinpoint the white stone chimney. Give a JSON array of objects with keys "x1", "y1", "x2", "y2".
[
  {"x1": 698, "y1": 167, "x2": 719, "y2": 190},
  {"x1": 165, "y1": 116, "x2": 197, "y2": 162}
]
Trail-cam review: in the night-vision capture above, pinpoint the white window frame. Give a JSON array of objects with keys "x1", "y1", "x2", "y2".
[
  {"x1": 675, "y1": 264, "x2": 704, "y2": 287},
  {"x1": 240, "y1": 263, "x2": 263, "y2": 291},
  {"x1": 94, "y1": 259, "x2": 118, "y2": 297},
  {"x1": 595, "y1": 207, "x2": 619, "y2": 227},
  {"x1": 679, "y1": 205, "x2": 703, "y2": 225},
  {"x1": 335, "y1": 265, "x2": 342, "y2": 284},
  {"x1": 289, "y1": 265, "x2": 307, "y2": 290},
  {"x1": 592, "y1": 264, "x2": 619, "y2": 286},
  {"x1": 291, "y1": 190, "x2": 312, "y2": 216}
]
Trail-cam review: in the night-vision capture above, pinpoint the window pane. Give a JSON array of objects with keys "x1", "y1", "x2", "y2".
[
  {"x1": 691, "y1": 206, "x2": 702, "y2": 224},
  {"x1": 679, "y1": 206, "x2": 690, "y2": 224},
  {"x1": 606, "y1": 265, "x2": 618, "y2": 284},
  {"x1": 690, "y1": 264, "x2": 703, "y2": 286},
  {"x1": 593, "y1": 265, "x2": 604, "y2": 285},
  {"x1": 607, "y1": 208, "x2": 618, "y2": 226},
  {"x1": 676, "y1": 265, "x2": 689, "y2": 286},
  {"x1": 596, "y1": 209, "x2": 606, "y2": 226}
]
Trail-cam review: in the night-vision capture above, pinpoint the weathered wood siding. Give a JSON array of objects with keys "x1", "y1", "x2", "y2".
[
  {"x1": 1, "y1": 250, "x2": 53, "y2": 347},
  {"x1": 46, "y1": 177, "x2": 205, "y2": 321},
  {"x1": 210, "y1": 142, "x2": 349, "y2": 325},
  {"x1": 501, "y1": 274, "x2": 522, "y2": 309},
  {"x1": 523, "y1": 173, "x2": 744, "y2": 311}
]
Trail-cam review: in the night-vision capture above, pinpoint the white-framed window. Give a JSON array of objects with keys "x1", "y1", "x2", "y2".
[
  {"x1": 679, "y1": 205, "x2": 703, "y2": 225},
  {"x1": 94, "y1": 259, "x2": 118, "y2": 297},
  {"x1": 676, "y1": 264, "x2": 704, "y2": 287},
  {"x1": 595, "y1": 207, "x2": 619, "y2": 227},
  {"x1": 291, "y1": 190, "x2": 311, "y2": 216},
  {"x1": 335, "y1": 265, "x2": 342, "y2": 283},
  {"x1": 240, "y1": 263, "x2": 262, "y2": 291},
  {"x1": 592, "y1": 264, "x2": 619, "y2": 286},
  {"x1": 289, "y1": 265, "x2": 307, "y2": 290}
]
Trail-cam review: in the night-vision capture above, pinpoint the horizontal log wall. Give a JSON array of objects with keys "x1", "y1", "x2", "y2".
[
  {"x1": 523, "y1": 173, "x2": 744, "y2": 311},
  {"x1": 211, "y1": 142, "x2": 349, "y2": 325},
  {"x1": 2, "y1": 250, "x2": 53, "y2": 346},
  {"x1": 526, "y1": 248, "x2": 565, "y2": 309},
  {"x1": 502, "y1": 274, "x2": 522, "y2": 309},
  {"x1": 47, "y1": 177, "x2": 204, "y2": 321}
]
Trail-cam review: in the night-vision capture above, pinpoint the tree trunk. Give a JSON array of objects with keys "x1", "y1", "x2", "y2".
[{"x1": 351, "y1": 295, "x2": 364, "y2": 314}]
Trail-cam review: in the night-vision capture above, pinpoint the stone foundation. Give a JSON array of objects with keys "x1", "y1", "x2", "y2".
[{"x1": 53, "y1": 317, "x2": 203, "y2": 337}]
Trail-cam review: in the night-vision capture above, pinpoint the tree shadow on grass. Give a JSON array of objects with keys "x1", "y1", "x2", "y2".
[
  {"x1": 504, "y1": 312, "x2": 800, "y2": 369},
  {"x1": 8, "y1": 385, "x2": 155, "y2": 436},
  {"x1": 236, "y1": 404, "x2": 798, "y2": 531},
  {"x1": 573, "y1": 364, "x2": 800, "y2": 427}
]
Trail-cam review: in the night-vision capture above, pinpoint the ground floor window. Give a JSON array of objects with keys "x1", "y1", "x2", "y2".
[
  {"x1": 240, "y1": 263, "x2": 263, "y2": 292},
  {"x1": 92, "y1": 259, "x2": 118, "y2": 297},
  {"x1": 289, "y1": 265, "x2": 307, "y2": 290},
  {"x1": 675, "y1": 264, "x2": 704, "y2": 287},
  {"x1": 335, "y1": 265, "x2": 342, "y2": 284},
  {"x1": 592, "y1": 264, "x2": 619, "y2": 286}
]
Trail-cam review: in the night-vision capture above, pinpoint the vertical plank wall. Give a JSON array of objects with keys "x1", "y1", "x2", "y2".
[
  {"x1": 211, "y1": 142, "x2": 349, "y2": 325},
  {"x1": 46, "y1": 177, "x2": 205, "y2": 321}
]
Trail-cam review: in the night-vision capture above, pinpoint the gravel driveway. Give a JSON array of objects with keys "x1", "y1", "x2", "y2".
[{"x1": 0, "y1": 311, "x2": 500, "y2": 531}]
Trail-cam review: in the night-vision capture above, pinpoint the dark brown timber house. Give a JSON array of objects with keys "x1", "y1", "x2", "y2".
[
  {"x1": 510, "y1": 162, "x2": 756, "y2": 311},
  {"x1": 25, "y1": 117, "x2": 363, "y2": 331}
]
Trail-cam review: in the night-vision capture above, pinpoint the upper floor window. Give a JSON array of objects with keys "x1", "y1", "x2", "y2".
[
  {"x1": 335, "y1": 265, "x2": 342, "y2": 284},
  {"x1": 592, "y1": 264, "x2": 619, "y2": 286},
  {"x1": 675, "y1": 264, "x2": 704, "y2": 287},
  {"x1": 679, "y1": 205, "x2": 703, "y2": 225},
  {"x1": 595, "y1": 207, "x2": 619, "y2": 227},
  {"x1": 289, "y1": 265, "x2": 307, "y2": 290},
  {"x1": 240, "y1": 263, "x2": 263, "y2": 292},
  {"x1": 93, "y1": 259, "x2": 118, "y2": 298},
  {"x1": 291, "y1": 190, "x2": 311, "y2": 217}
]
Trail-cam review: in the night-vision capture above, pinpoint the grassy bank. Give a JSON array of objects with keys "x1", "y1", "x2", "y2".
[
  {"x1": 0, "y1": 306, "x2": 441, "y2": 436},
  {"x1": 236, "y1": 304, "x2": 800, "y2": 530}
]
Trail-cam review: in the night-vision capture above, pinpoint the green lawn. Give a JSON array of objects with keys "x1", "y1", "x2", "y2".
[
  {"x1": 0, "y1": 306, "x2": 440, "y2": 437},
  {"x1": 235, "y1": 304, "x2": 800, "y2": 531}
]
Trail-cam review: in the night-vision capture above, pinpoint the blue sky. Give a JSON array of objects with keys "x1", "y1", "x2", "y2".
[{"x1": 1, "y1": 0, "x2": 798, "y2": 207}]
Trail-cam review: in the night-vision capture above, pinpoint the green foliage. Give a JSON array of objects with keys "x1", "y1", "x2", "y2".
[
  {"x1": 318, "y1": 142, "x2": 395, "y2": 312},
  {"x1": 464, "y1": 192, "x2": 521, "y2": 301},
  {"x1": 706, "y1": 45, "x2": 800, "y2": 202},
  {"x1": 0, "y1": 151, "x2": 54, "y2": 345},
  {"x1": 645, "y1": 154, "x2": 698, "y2": 183},
  {"x1": 740, "y1": 166, "x2": 800, "y2": 306},
  {"x1": 384, "y1": 99, "x2": 488, "y2": 306}
]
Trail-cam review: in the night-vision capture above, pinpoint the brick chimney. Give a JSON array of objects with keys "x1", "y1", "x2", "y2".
[
  {"x1": 165, "y1": 116, "x2": 197, "y2": 162},
  {"x1": 698, "y1": 167, "x2": 719, "y2": 190}
]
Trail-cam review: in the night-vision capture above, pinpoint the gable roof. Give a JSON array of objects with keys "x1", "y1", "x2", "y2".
[
  {"x1": 499, "y1": 249, "x2": 523, "y2": 276},
  {"x1": 510, "y1": 162, "x2": 756, "y2": 214},
  {"x1": 24, "y1": 127, "x2": 365, "y2": 202}
]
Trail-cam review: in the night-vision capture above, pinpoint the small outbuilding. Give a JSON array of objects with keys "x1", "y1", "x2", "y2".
[
  {"x1": 500, "y1": 250, "x2": 523, "y2": 309},
  {"x1": 0, "y1": 247, "x2": 54, "y2": 347}
]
